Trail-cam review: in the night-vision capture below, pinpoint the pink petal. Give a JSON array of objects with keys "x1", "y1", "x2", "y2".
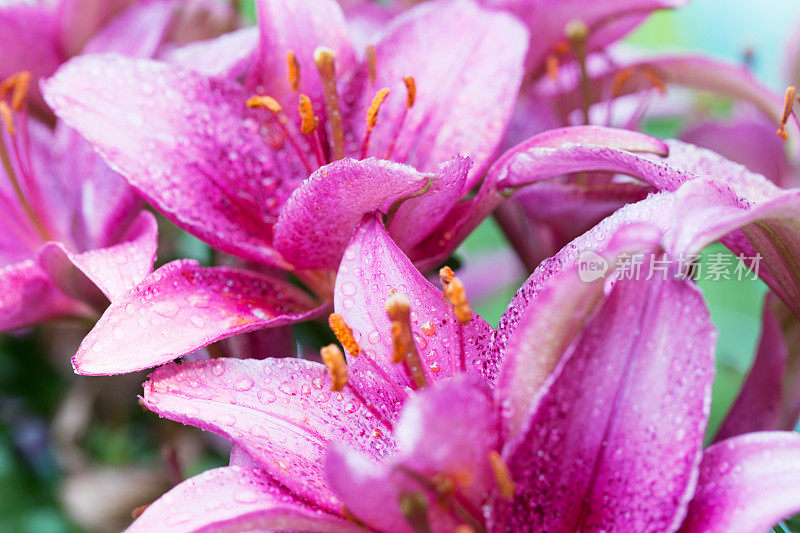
[
  {"x1": 55, "y1": 0, "x2": 136, "y2": 55},
  {"x1": 335, "y1": 216, "x2": 497, "y2": 393},
  {"x1": 73, "y1": 260, "x2": 322, "y2": 375},
  {"x1": 44, "y1": 54, "x2": 306, "y2": 267},
  {"x1": 81, "y1": 0, "x2": 177, "y2": 57},
  {"x1": 680, "y1": 432, "x2": 800, "y2": 533},
  {"x1": 497, "y1": 222, "x2": 663, "y2": 440},
  {"x1": 350, "y1": 0, "x2": 528, "y2": 186},
  {"x1": 129, "y1": 466, "x2": 358, "y2": 532},
  {"x1": 274, "y1": 158, "x2": 432, "y2": 270},
  {"x1": 0, "y1": 260, "x2": 88, "y2": 331},
  {"x1": 39, "y1": 210, "x2": 158, "y2": 302},
  {"x1": 163, "y1": 27, "x2": 259, "y2": 78},
  {"x1": 499, "y1": 274, "x2": 716, "y2": 531},
  {"x1": 248, "y1": 0, "x2": 355, "y2": 129},
  {"x1": 142, "y1": 357, "x2": 395, "y2": 513},
  {"x1": 326, "y1": 377, "x2": 495, "y2": 532},
  {"x1": 715, "y1": 294, "x2": 800, "y2": 441}
]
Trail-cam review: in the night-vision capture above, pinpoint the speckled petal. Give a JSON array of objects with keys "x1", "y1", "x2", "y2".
[
  {"x1": 680, "y1": 432, "x2": 800, "y2": 533},
  {"x1": 73, "y1": 260, "x2": 322, "y2": 375},
  {"x1": 142, "y1": 358, "x2": 395, "y2": 513},
  {"x1": 44, "y1": 54, "x2": 306, "y2": 267},
  {"x1": 350, "y1": 0, "x2": 528, "y2": 185},
  {"x1": 0, "y1": 260, "x2": 88, "y2": 331},
  {"x1": 164, "y1": 27, "x2": 259, "y2": 78},
  {"x1": 248, "y1": 0, "x2": 355, "y2": 126},
  {"x1": 274, "y1": 158, "x2": 431, "y2": 270},
  {"x1": 39, "y1": 211, "x2": 157, "y2": 302},
  {"x1": 129, "y1": 466, "x2": 359, "y2": 533},
  {"x1": 336, "y1": 216, "x2": 496, "y2": 393},
  {"x1": 500, "y1": 274, "x2": 716, "y2": 532},
  {"x1": 326, "y1": 377, "x2": 495, "y2": 533},
  {"x1": 497, "y1": 222, "x2": 662, "y2": 440}
]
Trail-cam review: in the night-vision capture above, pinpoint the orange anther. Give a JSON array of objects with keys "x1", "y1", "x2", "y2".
[
  {"x1": 298, "y1": 93, "x2": 318, "y2": 134},
  {"x1": 328, "y1": 313, "x2": 361, "y2": 357},
  {"x1": 778, "y1": 86, "x2": 797, "y2": 140},
  {"x1": 367, "y1": 45, "x2": 377, "y2": 85},
  {"x1": 320, "y1": 344, "x2": 348, "y2": 391},
  {"x1": 366, "y1": 88, "x2": 390, "y2": 130},
  {"x1": 286, "y1": 50, "x2": 300, "y2": 91},
  {"x1": 403, "y1": 75, "x2": 416, "y2": 108},
  {"x1": 247, "y1": 95, "x2": 282, "y2": 114},
  {"x1": 488, "y1": 450, "x2": 516, "y2": 500}
]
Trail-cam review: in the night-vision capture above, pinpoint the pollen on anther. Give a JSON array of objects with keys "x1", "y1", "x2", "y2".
[
  {"x1": 328, "y1": 313, "x2": 361, "y2": 357},
  {"x1": 320, "y1": 344, "x2": 348, "y2": 392},
  {"x1": 403, "y1": 76, "x2": 416, "y2": 108},
  {"x1": 488, "y1": 450, "x2": 516, "y2": 500},
  {"x1": 247, "y1": 95, "x2": 282, "y2": 114},
  {"x1": 367, "y1": 88, "x2": 390, "y2": 130},
  {"x1": 298, "y1": 94, "x2": 319, "y2": 134},
  {"x1": 286, "y1": 50, "x2": 300, "y2": 91},
  {"x1": 445, "y1": 276, "x2": 472, "y2": 324},
  {"x1": 778, "y1": 86, "x2": 797, "y2": 140},
  {"x1": 438, "y1": 266, "x2": 454, "y2": 289}
]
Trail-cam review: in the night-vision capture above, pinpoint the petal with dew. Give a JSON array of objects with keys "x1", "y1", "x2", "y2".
[
  {"x1": 129, "y1": 466, "x2": 359, "y2": 533},
  {"x1": 44, "y1": 54, "x2": 307, "y2": 267},
  {"x1": 73, "y1": 260, "x2": 323, "y2": 375},
  {"x1": 142, "y1": 357, "x2": 395, "y2": 513},
  {"x1": 680, "y1": 431, "x2": 800, "y2": 533},
  {"x1": 39, "y1": 211, "x2": 157, "y2": 303},
  {"x1": 348, "y1": 0, "x2": 528, "y2": 185},
  {"x1": 499, "y1": 274, "x2": 716, "y2": 531}
]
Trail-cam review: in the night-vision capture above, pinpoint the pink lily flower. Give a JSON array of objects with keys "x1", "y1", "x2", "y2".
[
  {"x1": 42, "y1": 0, "x2": 530, "y2": 374},
  {"x1": 127, "y1": 197, "x2": 800, "y2": 532},
  {"x1": 0, "y1": 0, "x2": 237, "y2": 116}
]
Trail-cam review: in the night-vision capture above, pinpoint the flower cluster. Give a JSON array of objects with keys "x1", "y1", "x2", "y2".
[{"x1": 5, "y1": 0, "x2": 800, "y2": 531}]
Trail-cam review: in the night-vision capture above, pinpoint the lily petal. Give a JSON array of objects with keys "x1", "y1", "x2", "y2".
[
  {"x1": 500, "y1": 274, "x2": 716, "y2": 531},
  {"x1": 55, "y1": 0, "x2": 136, "y2": 55},
  {"x1": 680, "y1": 431, "x2": 800, "y2": 533},
  {"x1": 351, "y1": 0, "x2": 528, "y2": 185},
  {"x1": 81, "y1": 0, "x2": 177, "y2": 57},
  {"x1": 0, "y1": 260, "x2": 88, "y2": 331},
  {"x1": 326, "y1": 377, "x2": 495, "y2": 533},
  {"x1": 129, "y1": 466, "x2": 359, "y2": 533},
  {"x1": 273, "y1": 158, "x2": 433, "y2": 270},
  {"x1": 335, "y1": 216, "x2": 497, "y2": 393},
  {"x1": 44, "y1": 54, "x2": 305, "y2": 267},
  {"x1": 39, "y1": 210, "x2": 158, "y2": 303},
  {"x1": 163, "y1": 27, "x2": 259, "y2": 78},
  {"x1": 73, "y1": 260, "x2": 322, "y2": 375},
  {"x1": 142, "y1": 357, "x2": 394, "y2": 513}
]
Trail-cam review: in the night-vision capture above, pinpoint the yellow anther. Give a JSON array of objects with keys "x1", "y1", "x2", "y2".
[
  {"x1": 386, "y1": 293, "x2": 428, "y2": 389},
  {"x1": 0, "y1": 102, "x2": 14, "y2": 135},
  {"x1": 403, "y1": 75, "x2": 416, "y2": 108},
  {"x1": 314, "y1": 47, "x2": 345, "y2": 159},
  {"x1": 366, "y1": 45, "x2": 377, "y2": 85},
  {"x1": 778, "y1": 86, "x2": 797, "y2": 140},
  {"x1": 565, "y1": 19, "x2": 589, "y2": 43},
  {"x1": 445, "y1": 277, "x2": 472, "y2": 324},
  {"x1": 328, "y1": 313, "x2": 361, "y2": 357},
  {"x1": 247, "y1": 95, "x2": 282, "y2": 114},
  {"x1": 286, "y1": 50, "x2": 300, "y2": 91},
  {"x1": 320, "y1": 344, "x2": 348, "y2": 392},
  {"x1": 545, "y1": 54, "x2": 559, "y2": 81},
  {"x1": 488, "y1": 450, "x2": 516, "y2": 500},
  {"x1": 366, "y1": 88, "x2": 390, "y2": 130},
  {"x1": 298, "y1": 93, "x2": 319, "y2": 134}
]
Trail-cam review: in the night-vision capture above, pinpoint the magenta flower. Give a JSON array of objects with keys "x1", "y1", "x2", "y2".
[
  {"x1": 43, "y1": 0, "x2": 530, "y2": 374},
  {"x1": 123, "y1": 199, "x2": 800, "y2": 532},
  {"x1": 0, "y1": 0, "x2": 237, "y2": 116},
  {"x1": 0, "y1": 75, "x2": 157, "y2": 331}
]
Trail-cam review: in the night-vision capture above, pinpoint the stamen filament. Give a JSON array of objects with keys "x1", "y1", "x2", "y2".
[
  {"x1": 440, "y1": 267, "x2": 471, "y2": 372},
  {"x1": 386, "y1": 293, "x2": 428, "y2": 390},
  {"x1": 314, "y1": 47, "x2": 345, "y2": 160},
  {"x1": 565, "y1": 19, "x2": 591, "y2": 125},
  {"x1": 361, "y1": 87, "x2": 390, "y2": 159},
  {"x1": 385, "y1": 76, "x2": 416, "y2": 160},
  {"x1": 247, "y1": 95, "x2": 315, "y2": 174}
]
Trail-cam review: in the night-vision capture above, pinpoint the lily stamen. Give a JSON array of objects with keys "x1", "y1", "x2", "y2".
[
  {"x1": 328, "y1": 313, "x2": 361, "y2": 356},
  {"x1": 361, "y1": 87, "x2": 390, "y2": 159},
  {"x1": 298, "y1": 93, "x2": 327, "y2": 166},
  {"x1": 248, "y1": 95, "x2": 315, "y2": 173},
  {"x1": 399, "y1": 491, "x2": 433, "y2": 533},
  {"x1": 314, "y1": 47, "x2": 346, "y2": 160},
  {"x1": 565, "y1": 19, "x2": 591, "y2": 125},
  {"x1": 366, "y1": 45, "x2": 377, "y2": 85},
  {"x1": 321, "y1": 344, "x2": 348, "y2": 391},
  {"x1": 286, "y1": 50, "x2": 300, "y2": 91},
  {"x1": 386, "y1": 293, "x2": 428, "y2": 389},
  {"x1": 439, "y1": 266, "x2": 471, "y2": 372},
  {"x1": 488, "y1": 450, "x2": 516, "y2": 500},
  {"x1": 778, "y1": 86, "x2": 798, "y2": 140},
  {"x1": 385, "y1": 75, "x2": 416, "y2": 160}
]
